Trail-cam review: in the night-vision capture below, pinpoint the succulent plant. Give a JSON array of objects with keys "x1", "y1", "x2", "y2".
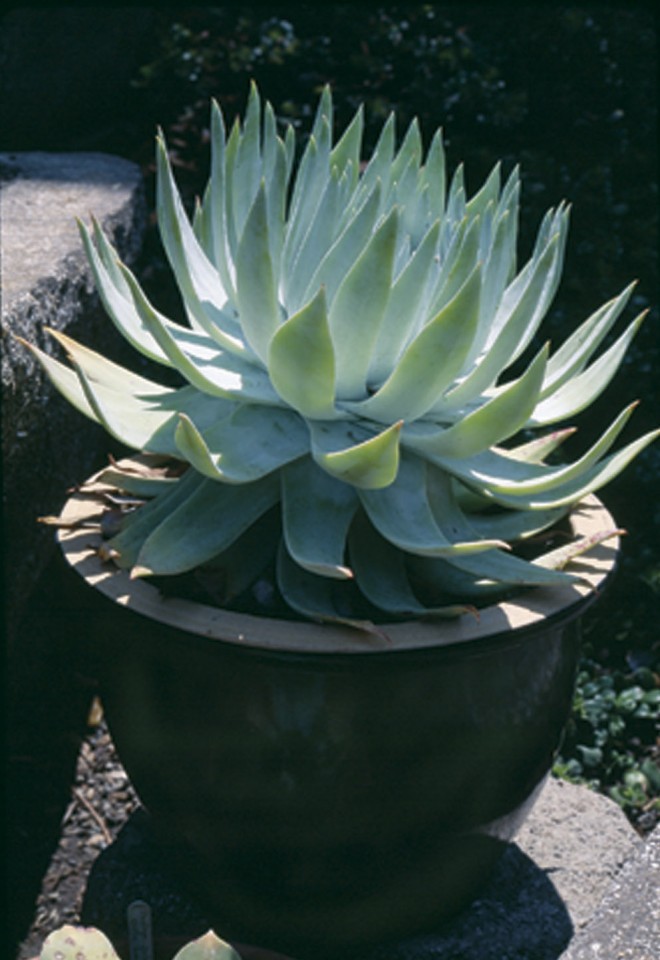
[
  {"x1": 39, "y1": 923, "x2": 120, "y2": 960},
  {"x1": 38, "y1": 924, "x2": 241, "y2": 960},
  {"x1": 173, "y1": 930, "x2": 242, "y2": 960},
  {"x1": 26, "y1": 84, "x2": 658, "y2": 628}
]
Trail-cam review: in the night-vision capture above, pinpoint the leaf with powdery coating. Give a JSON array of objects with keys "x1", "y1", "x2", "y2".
[
  {"x1": 173, "y1": 929, "x2": 242, "y2": 960},
  {"x1": 268, "y1": 286, "x2": 336, "y2": 418},
  {"x1": 281, "y1": 457, "x2": 358, "y2": 579},
  {"x1": 40, "y1": 924, "x2": 120, "y2": 960},
  {"x1": 310, "y1": 420, "x2": 403, "y2": 490}
]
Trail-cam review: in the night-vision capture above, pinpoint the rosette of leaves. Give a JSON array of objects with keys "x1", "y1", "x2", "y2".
[{"x1": 25, "y1": 84, "x2": 658, "y2": 629}]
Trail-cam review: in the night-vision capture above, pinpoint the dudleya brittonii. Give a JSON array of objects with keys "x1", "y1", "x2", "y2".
[{"x1": 26, "y1": 84, "x2": 659, "y2": 629}]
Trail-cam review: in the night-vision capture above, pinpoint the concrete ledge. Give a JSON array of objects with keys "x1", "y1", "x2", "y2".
[{"x1": 1, "y1": 151, "x2": 146, "y2": 643}]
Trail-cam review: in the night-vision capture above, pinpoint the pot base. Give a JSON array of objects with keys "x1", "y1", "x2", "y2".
[
  {"x1": 82, "y1": 777, "x2": 574, "y2": 960},
  {"x1": 82, "y1": 801, "x2": 536, "y2": 960}
]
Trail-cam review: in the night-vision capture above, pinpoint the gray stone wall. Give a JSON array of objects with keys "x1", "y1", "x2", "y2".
[{"x1": 1, "y1": 151, "x2": 147, "y2": 645}]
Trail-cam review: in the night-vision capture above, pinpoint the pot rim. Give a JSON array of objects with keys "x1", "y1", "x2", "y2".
[{"x1": 57, "y1": 458, "x2": 620, "y2": 656}]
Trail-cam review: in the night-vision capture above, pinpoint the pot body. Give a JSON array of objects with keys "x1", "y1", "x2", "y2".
[
  {"x1": 58, "y1": 479, "x2": 618, "y2": 958},
  {"x1": 92, "y1": 599, "x2": 580, "y2": 958}
]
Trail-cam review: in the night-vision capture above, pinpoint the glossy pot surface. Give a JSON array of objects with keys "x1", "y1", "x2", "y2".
[
  {"x1": 100, "y1": 612, "x2": 578, "y2": 957},
  {"x1": 57, "y1": 479, "x2": 619, "y2": 958}
]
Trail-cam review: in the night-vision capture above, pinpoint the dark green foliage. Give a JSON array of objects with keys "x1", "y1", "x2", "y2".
[{"x1": 554, "y1": 658, "x2": 659, "y2": 833}]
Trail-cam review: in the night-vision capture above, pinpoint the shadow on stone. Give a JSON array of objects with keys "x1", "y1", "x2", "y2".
[{"x1": 362, "y1": 842, "x2": 574, "y2": 960}]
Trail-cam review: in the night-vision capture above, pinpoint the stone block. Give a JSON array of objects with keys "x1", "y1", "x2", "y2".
[{"x1": 1, "y1": 151, "x2": 146, "y2": 644}]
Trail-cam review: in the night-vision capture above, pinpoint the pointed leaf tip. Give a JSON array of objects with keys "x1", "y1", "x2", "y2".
[
  {"x1": 172, "y1": 927, "x2": 243, "y2": 959},
  {"x1": 312, "y1": 420, "x2": 403, "y2": 490}
]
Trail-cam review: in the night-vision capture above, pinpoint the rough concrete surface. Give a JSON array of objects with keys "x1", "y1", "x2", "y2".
[
  {"x1": 561, "y1": 825, "x2": 659, "y2": 960},
  {"x1": 516, "y1": 778, "x2": 643, "y2": 930},
  {"x1": 0, "y1": 151, "x2": 144, "y2": 316},
  {"x1": 1, "y1": 151, "x2": 146, "y2": 642}
]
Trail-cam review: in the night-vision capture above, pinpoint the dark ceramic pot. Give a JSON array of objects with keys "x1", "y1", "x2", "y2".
[{"x1": 57, "y1": 468, "x2": 619, "y2": 960}]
